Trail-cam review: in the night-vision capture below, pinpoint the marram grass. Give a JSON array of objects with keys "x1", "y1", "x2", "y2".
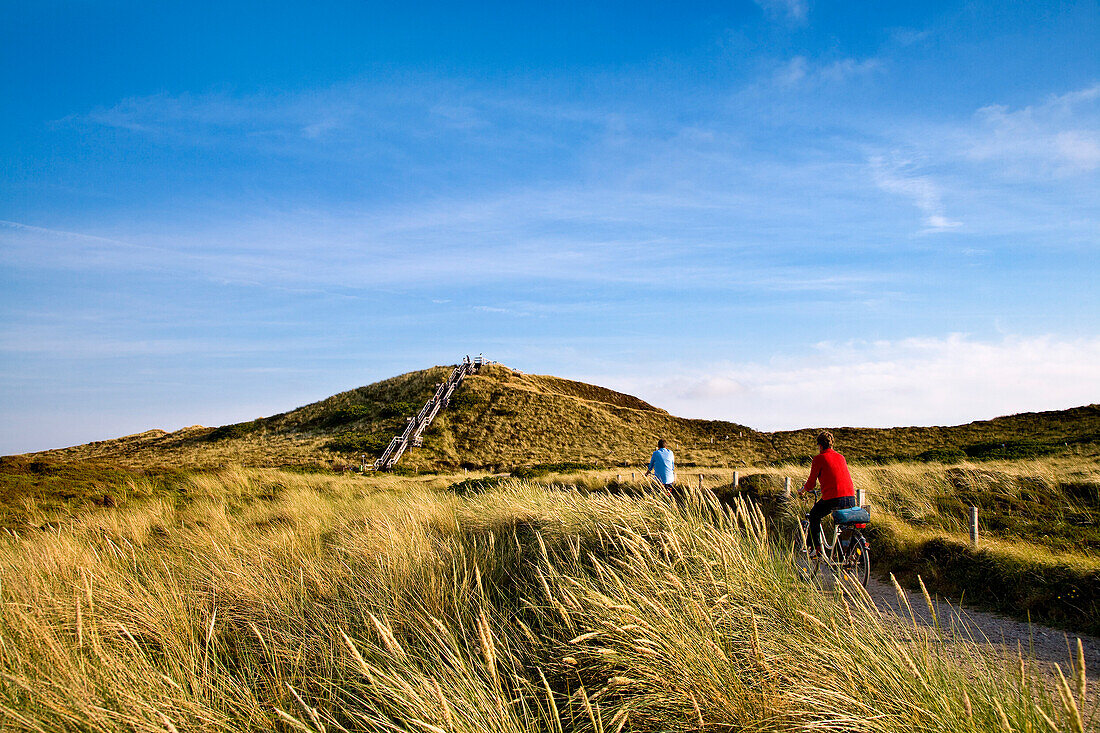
[{"x1": 0, "y1": 469, "x2": 1092, "y2": 731}]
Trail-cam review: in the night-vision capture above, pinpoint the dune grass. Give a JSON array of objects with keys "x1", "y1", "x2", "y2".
[
  {"x1": 590, "y1": 459, "x2": 1100, "y2": 633},
  {"x1": 0, "y1": 468, "x2": 1092, "y2": 731}
]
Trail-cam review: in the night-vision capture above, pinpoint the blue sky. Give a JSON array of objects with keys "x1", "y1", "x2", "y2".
[{"x1": 2, "y1": 0, "x2": 1099, "y2": 454}]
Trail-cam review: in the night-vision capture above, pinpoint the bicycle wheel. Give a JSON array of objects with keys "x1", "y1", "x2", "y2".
[
  {"x1": 790, "y1": 523, "x2": 819, "y2": 580},
  {"x1": 841, "y1": 535, "x2": 870, "y2": 587}
]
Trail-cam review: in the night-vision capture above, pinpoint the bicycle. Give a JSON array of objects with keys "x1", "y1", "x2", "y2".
[{"x1": 790, "y1": 489, "x2": 872, "y2": 587}]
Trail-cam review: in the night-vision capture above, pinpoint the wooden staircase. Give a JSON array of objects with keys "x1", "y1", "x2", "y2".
[{"x1": 370, "y1": 355, "x2": 484, "y2": 471}]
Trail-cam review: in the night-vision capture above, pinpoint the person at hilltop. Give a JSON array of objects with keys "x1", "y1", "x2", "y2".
[
  {"x1": 797, "y1": 431, "x2": 856, "y2": 558},
  {"x1": 644, "y1": 439, "x2": 676, "y2": 489}
]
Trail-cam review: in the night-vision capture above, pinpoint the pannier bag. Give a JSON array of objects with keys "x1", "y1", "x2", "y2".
[{"x1": 832, "y1": 506, "x2": 871, "y2": 525}]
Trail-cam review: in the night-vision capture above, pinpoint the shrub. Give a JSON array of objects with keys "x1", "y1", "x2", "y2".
[
  {"x1": 447, "y1": 390, "x2": 487, "y2": 412},
  {"x1": 380, "y1": 400, "x2": 423, "y2": 419},
  {"x1": 917, "y1": 447, "x2": 967, "y2": 463},
  {"x1": 510, "y1": 462, "x2": 599, "y2": 479},
  {"x1": 963, "y1": 440, "x2": 1059, "y2": 460},
  {"x1": 305, "y1": 404, "x2": 376, "y2": 429},
  {"x1": 204, "y1": 420, "x2": 263, "y2": 441},
  {"x1": 279, "y1": 463, "x2": 338, "y2": 475},
  {"x1": 447, "y1": 476, "x2": 512, "y2": 494},
  {"x1": 1062, "y1": 480, "x2": 1100, "y2": 502},
  {"x1": 853, "y1": 453, "x2": 908, "y2": 465},
  {"x1": 322, "y1": 432, "x2": 393, "y2": 455}
]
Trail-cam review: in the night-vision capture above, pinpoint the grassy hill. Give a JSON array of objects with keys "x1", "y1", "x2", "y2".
[
  {"x1": 2, "y1": 362, "x2": 1098, "y2": 635},
  {"x1": 12, "y1": 362, "x2": 1100, "y2": 472}
]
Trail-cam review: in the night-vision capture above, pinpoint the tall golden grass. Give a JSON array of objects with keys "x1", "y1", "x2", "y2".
[{"x1": 0, "y1": 468, "x2": 1092, "y2": 731}]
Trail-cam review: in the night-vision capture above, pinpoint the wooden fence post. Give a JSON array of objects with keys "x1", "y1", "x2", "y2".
[
  {"x1": 617, "y1": 474, "x2": 622, "y2": 482},
  {"x1": 969, "y1": 507, "x2": 980, "y2": 547},
  {"x1": 856, "y1": 488, "x2": 865, "y2": 507},
  {"x1": 631, "y1": 472, "x2": 635, "y2": 481},
  {"x1": 784, "y1": 476, "x2": 791, "y2": 495},
  {"x1": 732, "y1": 470, "x2": 739, "y2": 488},
  {"x1": 698, "y1": 473, "x2": 703, "y2": 490}
]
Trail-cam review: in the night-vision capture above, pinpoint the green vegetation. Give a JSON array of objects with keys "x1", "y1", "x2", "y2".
[
  {"x1": 869, "y1": 519, "x2": 1100, "y2": 634},
  {"x1": 510, "y1": 462, "x2": 600, "y2": 479},
  {"x1": 767, "y1": 408, "x2": 1100, "y2": 467},
  {"x1": 849, "y1": 438, "x2": 1079, "y2": 465},
  {"x1": 322, "y1": 431, "x2": 395, "y2": 455},
  {"x1": 0, "y1": 456, "x2": 195, "y2": 530},
  {"x1": 853, "y1": 462, "x2": 1100, "y2": 555},
  {"x1": 862, "y1": 462, "x2": 1100, "y2": 633},
  {"x1": 917, "y1": 447, "x2": 968, "y2": 463},
  {"x1": 493, "y1": 459, "x2": 1100, "y2": 633},
  {"x1": 0, "y1": 468, "x2": 1091, "y2": 731},
  {"x1": 22, "y1": 364, "x2": 1098, "y2": 474},
  {"x1": 961, "y1": 439, "x2": 1063, "y2": 460},
  {"x1": 446, "y1": 475, "x2": 514, "y2": 494},
  {"x1": 301, "y1": 404, "x2": 376, "y2": 430},
  {"x1": 204, "y1": 419, "x2": 266, "y2": 441},
  {"x1": 719, "y1": 459, "x2": 1100, "y2": 633},
  {"x1": 7, "y1": 363, "x2": 1098, "y2": 639}
]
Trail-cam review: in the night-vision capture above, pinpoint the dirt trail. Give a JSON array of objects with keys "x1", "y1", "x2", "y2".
[{"x1": 865, "y1": 577, "x2": 1100, "y2": 713}]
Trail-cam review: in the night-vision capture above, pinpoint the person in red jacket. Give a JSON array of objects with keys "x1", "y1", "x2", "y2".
[{"x1": 797, "y1": 430, "x2": 856, "y2": 557}]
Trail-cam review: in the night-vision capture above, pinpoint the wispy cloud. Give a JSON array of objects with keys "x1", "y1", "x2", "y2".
[
  {"x1": 0, "y1": 219, "x2": 130, "y2": 247},
  {"x1": 74, "y1": 82, "x2": 633, "y2": 160},
  {"x1": 18, "y1": 77, "x2": 1100, "y2": 289},
  {"x1": 853, "y1": 82, "x2": 1100, "y2": 240},
  {"x1": 889, "y1": 27, "x2": 932, "y2": 46},
  {"x1": 472, "y1": 305, "x2": 531, "y2": 317},
  {"x1": 775, "y1": 56, "x2": 880, "y2": 87},
  {"x1": 968, "y1": 84, "x2": 1100, "y2": 176},
  {"x1": 753, "y1": 0, "x2": 808, "y2": 23},
  {"x1": 869, "y1": 155, "x2": 961, "y2": 233}
]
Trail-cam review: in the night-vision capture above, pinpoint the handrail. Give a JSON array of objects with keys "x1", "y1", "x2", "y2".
[{"x1": 369, "y1": 356, "x2": 482, "y2": 471}]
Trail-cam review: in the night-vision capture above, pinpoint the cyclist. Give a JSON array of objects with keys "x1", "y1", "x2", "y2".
[{"x1": 797, "y1": 431, "x2": 856, "y2": 558}]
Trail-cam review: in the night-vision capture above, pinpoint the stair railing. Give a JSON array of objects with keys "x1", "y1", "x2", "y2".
[{"x1": 370, "y1": 356, "x2": 482, "y2": 471}]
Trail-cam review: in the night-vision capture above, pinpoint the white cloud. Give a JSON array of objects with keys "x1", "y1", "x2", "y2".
[
  {"x1": 818, "y1": 57, "x2": 880, "y2": 82},
  {"x1": 0, "y1": 219, "x2": 130, "y2": 247},
  {"x1": 889, "y1": 28, "x2": 932, "y2": 46},
  {"x1": 869, "y1": 156, "x2": 961, "y2": 232},
  {"x1": 776, "y1": 56, "x2": 808, "y2": 85},
  {"x1": 74, "y1": 83, "x2": 632, "y2": 158},
  {"x1": 863, "y1": 83, "x2": 1100, "y2": 238},
  {"x1": 594, "y1": 334, "x2": 1100, "y2": 430},
  {"x1": 472, "y1": 305, "x2": 531, "y2": 316},
  {"x1": 968, "y1": 84, "x2": 1100, "y2": 176},
  {"x1": 0, "y1": 164, "x2": 897, "y2": 293},
  {"x1": 1054, "y1": 130, "x2": 1100, "y2": 170},
  {"x1": 754, "y1": 0, "x2": 808, "y2": 23},
  {"x1": 775, "y1": 56, "x2": 879, "y2": 87}
]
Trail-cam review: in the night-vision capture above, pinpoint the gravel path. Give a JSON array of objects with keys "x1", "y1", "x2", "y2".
[{"x1": 864, "y1": 576, "x2": 1100, "y2": 713}]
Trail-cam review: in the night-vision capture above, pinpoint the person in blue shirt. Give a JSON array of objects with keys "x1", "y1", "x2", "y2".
[{"x1": 645, "y1": 439, "x2": 676, "y2": 488}]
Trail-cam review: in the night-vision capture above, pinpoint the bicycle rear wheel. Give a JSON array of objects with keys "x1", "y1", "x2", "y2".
[{"x1": 842, "y1": 535, "x2": 870, "y2": 587}]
